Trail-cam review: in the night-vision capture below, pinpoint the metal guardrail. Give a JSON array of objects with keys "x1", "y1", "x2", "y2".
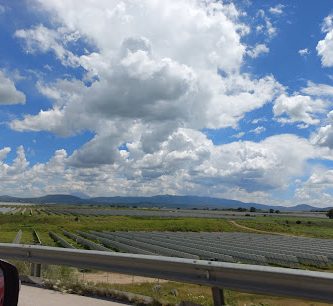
[{"x1": 0, "y1": 243, "x2": 332, "y2": 305}]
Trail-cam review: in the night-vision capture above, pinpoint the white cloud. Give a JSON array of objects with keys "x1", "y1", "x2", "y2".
[
  {"x1": 0, "y1": 147, "x2": 10, "y2": 161},
  {"x1": 9, "y1": 0, "x2": 331, "y2": 204},
  {"x1": 301, "y1": 81, "x2": 333, "y2": 97},
  {"x1": 232, "y1": 131, "x2": 245, "y2": 139},
  {"x1": 298, "y1": 48, "x2": 309, "y2": 56},
  {"x1": 256, "y1": 9, "x2": 277, "y2": 39},
  {"x1": 249, "y1": 126, "x2": 266, "y2": 134},
  {"x1": 317, "y1": 14, "x2": 333, "y2": 67},
  {"x1": 322, "y1": 14, "x2": 333, "y2": 32},
  {"x1": 273, "y1": 94, "x2": 327, "y2": 125},
  {"x1": 269, "y1": 4, "x2": 284, "y2": 15},
  {"x1": 0, "y1": 133, "x2": 321, "y2": 200},
  {"x1": 15, "y1": 25, "x2": 80, "y2": 67},
  {"x1": 0, "y1": 71, "x2": 26, "y2": 104},
  {"x1": 251, "y1": 117, "x2": 267, "y2": 124},
  {"x1": 26, "y1": 1, "x2": 247, "y2": 73},
  {"x1": 247, "y1": 44, "x2": 269, "y2": 58},
  {"x1": 12, "y1": 0, "x2": 283, "y2": 138},
  {"x1": 295, "y1": 167, "x2": 333, "y2": 207},
  {"x1": 68, "y1": 131, "x2": 319, "y2": 196},
  {"x1": 311, "y1": 111, "x2": 333, "y2": 149}
]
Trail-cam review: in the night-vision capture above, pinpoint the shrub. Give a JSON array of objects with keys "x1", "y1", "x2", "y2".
[{"x1": 326, "y1": 209, "x2": 333, "y2": 219}]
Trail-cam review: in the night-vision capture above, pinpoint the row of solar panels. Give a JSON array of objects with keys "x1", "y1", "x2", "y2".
[
  {"x1": 107, "y1": 231, "x2": 327, "y2": 268},
  {"x1": 144, "y1": 232, "x2": 333, "y2": 262},
  {"x1": 150, "y1": 232, "x2": 333, "y2": 253},
  {"x1": 49, "y1": 209, "x2": 251, "y2": 219},
  {"x1": 57, "y1": 230, "x2": 333, "y2": 269}
]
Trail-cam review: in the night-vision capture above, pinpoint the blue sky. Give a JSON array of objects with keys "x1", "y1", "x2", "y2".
[{"x1": 0, "y1": 0, "x2": 333, "y2": 207}]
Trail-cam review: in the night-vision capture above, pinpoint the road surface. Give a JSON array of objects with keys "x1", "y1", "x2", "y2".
[{"x1": 19, "y1": 285, "x2": 129, "y2": 306}]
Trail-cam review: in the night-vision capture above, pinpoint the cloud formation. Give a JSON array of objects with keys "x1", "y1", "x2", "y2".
[
  {"x1": 273, "y1": 94, "x2": 326, "y2": 126},
  {"x1": 317, "y1": 14, "x2": 333, "y2": 67},
  {"x1": 0, "y1": 132, "x2": 323, "y2": 205},
  {"x1": 3, "y1": 0, "x2": 333, "y2": 206},
  {"x1": 0, "y1": 71, "x2": 26, "y2": 105}
]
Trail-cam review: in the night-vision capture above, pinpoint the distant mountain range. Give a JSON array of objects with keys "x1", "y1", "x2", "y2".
[{"x1": 0, "y1": 194, "x2": 330, "y2": 211}]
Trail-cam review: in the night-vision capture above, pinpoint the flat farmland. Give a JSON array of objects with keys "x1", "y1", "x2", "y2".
[
  {"x1": 0, "y1": 206, "x2": 331, "y2": 258},
  {"x1": 0, "y1": 205, "x2": 333, "y2": 305},
  {"x1": 0, "y1": 206, "x2": 332, "y2": 244}
]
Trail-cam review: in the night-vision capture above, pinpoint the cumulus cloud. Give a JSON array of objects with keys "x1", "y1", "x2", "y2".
[
  {"x1": 269, "y1": 4, "x2": 284, "y2": 15},
  {"x1": 15, "y1": 25, "x2": 80, "y2": 67},
  {"x1": 251, "y1": 117, "x2": 267, "y2": 124},
  {"x1": 249, "y1": 126, "x2": 266, "y2": 134},
  {"x1": 24, "y1": 1, "x2": 246, "y2": 72},
  {"x1": 247, "y1": 44, "x2": 269, "y2": 58},
  {"x1": 301, "y1": 81, "x2": 333, "y2": 97},
  {"x1": 273, "y1": 94, "x2": 327, "y2": 126},
  {"x1": 0, "y1": 147, "x2": 11, "y2": 161},
  {"x1": 69, "y1": 131, "x2": 320, "y2": 195},
  {"x1": 317, "y1": 14, "x2": 333, "y2": 67},
  {"x1": 311, "y1": 111, "x2": 333, "y2": 149},
  {"x1": 232, "y1": 131, "x2": 245, "y2": 139},
  {"x1": 0, "y1": 132, "x2": 322, "y2": 200},
  {"x1": 9, "y1": 0, "x2": 330, "y2": 203},
  {"x1": 0, "y1": 71, "x2": 26, "y2": 104},
  {"x1": 12, "y1": 1, "x2": 283, "y2": 138},
  {"x1": 298, "y1": 48, "x2": 309, "y2": 56},
  {"x1": 256, "y1": 9, "x2": 277, "y2": 39},
  {"x1": 322, "y1": 14, "x2": 333, "y2": 33},
  {"x1": 295, "y1": 167, "x2": 333, "y2": 207}
]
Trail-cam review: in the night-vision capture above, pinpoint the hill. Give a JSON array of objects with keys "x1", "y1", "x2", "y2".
[{"x1": 0, "y1": 194, "x2": 330, "y2": 211}]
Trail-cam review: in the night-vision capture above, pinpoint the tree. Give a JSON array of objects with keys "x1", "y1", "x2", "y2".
[
  {"x1": 269, "y1": 208, "x2": 274, "y2": 213},
  {"x1": 326, "y1": 209, "x2": 333, "y2": 219},
  {"x1": 250, "y1": 207, "x2": 256, "y2": 212}
]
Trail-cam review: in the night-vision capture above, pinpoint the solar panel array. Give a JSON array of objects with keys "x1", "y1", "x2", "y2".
[
  {"x1": 47, "y1": 207, "x2": 328, "y2": 219},
  {"x1": 50, "y1": 208, "x2": 253, "y2": 219},
  {"x1": 49, "y1": 231, "x2": 74, "y2": 249},
  {"x1": 67, "y1": 231, "x2": 333, "y2": 268}
]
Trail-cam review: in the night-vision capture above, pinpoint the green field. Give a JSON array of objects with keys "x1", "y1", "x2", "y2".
[
  {"x1": 1, "y1": 208, "x2": 333, "y2": 245},
  {"x1": 0, "y1": 210, "x2": 242, "y2": 245},
  {"x1": 236, "y1": 216, "x2": 333, "y2": 239}
]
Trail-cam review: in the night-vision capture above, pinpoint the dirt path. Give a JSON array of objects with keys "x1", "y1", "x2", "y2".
[
  {"x1": 229, "y1": 220, "x2": 296, "y2": 237},
  {"x1": 19, "y1": 285, "x2": 128, "y2": 306}
]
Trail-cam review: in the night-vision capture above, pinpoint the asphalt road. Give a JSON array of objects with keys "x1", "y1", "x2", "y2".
[{"x1": 18, "y1": 285, "x2": 129, "y2": 306}]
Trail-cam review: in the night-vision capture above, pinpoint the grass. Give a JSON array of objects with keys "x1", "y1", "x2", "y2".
[
  {"x1": 40, "y1": 274, "x2": 333, "y2": 306},
  {"x1": 236, "y1": 216, "x2": 333, "y2": 239},
  {"x1": 0, "y1": 211, "x2": 332, "y2": 245},
  {"x1": 0, "y1": 213, "x2": 241, "y2": 246},
  {"x1": 109, "y1": 281, "x2": 333, "y2": 306}
]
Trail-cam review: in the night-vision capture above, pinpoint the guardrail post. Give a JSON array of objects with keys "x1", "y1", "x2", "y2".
[
  {"x1": 35, "y1": 263, "x2": 41, "y2": 277},
  {"x1": 30, "y1": 263, "x2": 35, "y2": 276},
  {"x1": 30, "y1": 263, "x2": 41, "y2": 277},
  {"x1": 211, "y1": 287, "x2": 225, "y2": 306}
]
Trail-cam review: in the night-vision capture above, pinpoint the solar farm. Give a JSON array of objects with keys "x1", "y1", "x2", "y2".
[
  {"x1": 1, "y1": 205, "x2": 333, "y2": 271},
  {"x1": 44, "y1": 207, "x2": 328, "y2": 219},
  {"x1": 1, "y1": 204, "x2": 333, "y2": 305},
  {"x1": 43, "y1": 230, "x2": 331, "y2": 269}
]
